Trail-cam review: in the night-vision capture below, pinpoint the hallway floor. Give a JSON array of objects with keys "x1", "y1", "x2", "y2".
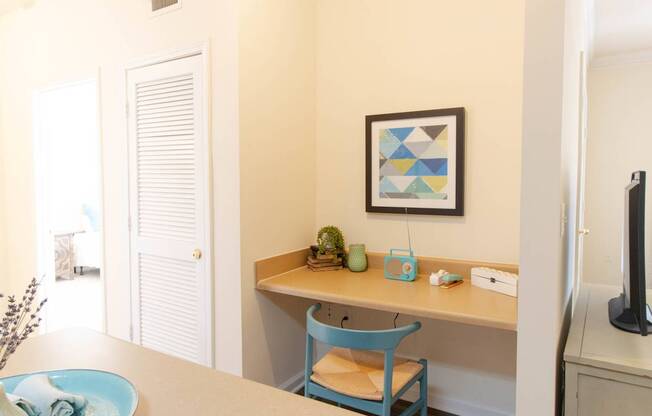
[{"x1": 46, "y1": 269, "x2": 103, "y2": 333}]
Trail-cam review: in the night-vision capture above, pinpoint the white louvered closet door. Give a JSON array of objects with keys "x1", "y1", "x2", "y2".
[{"x1": 127, "y1": 53, "x2": 211, "y2": 366}]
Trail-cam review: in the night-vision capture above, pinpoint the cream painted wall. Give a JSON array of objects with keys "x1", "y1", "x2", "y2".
[
  {"x1": 315, "y1": 0, "x2": 524, "y2": 265},
  {"x1": 314, "y1": 1, "x2": 523, "y2": 414},
  {"x1": 0, "y1": 1, "x2": 590, "y2": 414},
  {"x1": 0, "y1": 120, "x2": 6, "y2": 295},
  {"x1": 0, "y1": 0, "x2": 243, "y2": 373},
  {"x1": 0, "y1": 40, "x2": 6, "y2": 294},
  {"x1": 583, "y1": 62, "x2": 652, "y2": 289},
  {"x1": 238, "y1": 0, "x2": 317, "y2": 386}
]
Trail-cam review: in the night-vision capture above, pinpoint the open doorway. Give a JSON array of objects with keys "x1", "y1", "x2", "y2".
[
  {"x1": 581, "y1": 2, "x2": 652, "y2": 291},
  {"x1": 34, "y1": 79, "x2": 105, "y2": 333}
]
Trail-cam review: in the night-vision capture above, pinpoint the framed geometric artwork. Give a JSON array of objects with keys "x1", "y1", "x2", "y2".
[{"x1": 365, "y1": 108, "x2": 465, "y2": 216}]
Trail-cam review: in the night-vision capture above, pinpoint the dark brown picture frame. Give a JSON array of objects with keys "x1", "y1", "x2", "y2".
[{"x1": 365, "y1": 108, "x2": 465, "y2": 216}]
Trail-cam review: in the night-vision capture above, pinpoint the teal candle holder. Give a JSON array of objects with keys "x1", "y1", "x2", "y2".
[{"x1": 347, "y1": 244, "x2": 368, "y2": 272}]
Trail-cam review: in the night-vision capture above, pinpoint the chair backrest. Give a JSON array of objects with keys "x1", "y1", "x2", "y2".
[{"x1": 306, "y1": 303, "x2": 421, "y2": 351}]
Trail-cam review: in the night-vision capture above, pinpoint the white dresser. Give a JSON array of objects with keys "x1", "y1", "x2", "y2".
[{"x1": 564, "y1": 284, "x2": 652, "y2": 416}]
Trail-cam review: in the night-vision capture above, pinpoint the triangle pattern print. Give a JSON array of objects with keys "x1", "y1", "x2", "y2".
[
  {"x1": 380, "y1": 159, "x2": 402, "y2": 176},
  {"x1": 423, "y1": 176, "x2": 448, "y2": 193},
  {"x1": 420, "y1": 141, "x2": 448, "y2": 158},
  {"x1": 389, "y1": 159, "x2": 416, "y2": 175},
  {"x1": 379, "y1": 129, "x2": 401, "y2": 159},
  {"x1": 389, "y1": 144, "x2": 416, "y2": 159},
  {"x1": 404, "y1": 177, "x2": 433, "y2": 193},
  {"x1": 422, "y1": 125, "x2": 447, "y2": 141},
  {"x1": 379, "y1": 176, "x2": 400, "y2": 193},
  {"x1": 421, "y1": 158, "x2": 447, "y2": 176},
  {"x1": 404, "y1": 160, "x2": 434, "y2": 176},
  {"x1": 404, "y1": 141, "x2": 431, "y2": 158},
  {"x1": 388, "y1": 127, "x2": 415, "y2": 142},
  {"x1": 377, "y1": 124, "x2": 450, "y2": 202},
  {"x1": 404, "y1": 127, "x2": 433, "y2": 143},
  {"x1": 385, "y1": 176, "x2": 415, "y2": 192}
]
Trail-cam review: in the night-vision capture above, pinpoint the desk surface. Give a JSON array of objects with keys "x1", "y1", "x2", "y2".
[
  {"x1": 565, "y1": 284, "x2": 652, "y2": 378},
  {"x1": 257, "y1": 266, "x2": 518, "y2": 331},
  {"x1": 1, "y1": 329, "x2": 354, "y2": 416}
]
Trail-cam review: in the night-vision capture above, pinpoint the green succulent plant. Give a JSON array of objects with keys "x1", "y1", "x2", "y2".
[{"x1": 316, "y1": 226, "x2": 344, "y2": 255}]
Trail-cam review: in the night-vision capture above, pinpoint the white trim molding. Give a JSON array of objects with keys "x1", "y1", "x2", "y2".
[
  {"x1": 125, "y1": 42, "x2": 208, "y2": 71},
  {"x1": 585, "y1": 0, "x2": 596, "y2": 60},
  {"x1": 591, "y1": 48, "x2": 652, "y2": 69}
]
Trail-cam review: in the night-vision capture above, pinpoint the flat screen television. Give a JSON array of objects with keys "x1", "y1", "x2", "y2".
[{"x1": 608, "y1": 171, "x2": 652, "y2": 336}]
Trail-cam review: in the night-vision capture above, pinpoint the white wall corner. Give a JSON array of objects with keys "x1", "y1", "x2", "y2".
[
  {"x1": 518, "y1": 0, "x2": 591, "y2": 413},
  {"x1": 212, "y1": 0, "x2": 243, "y2": 377},
  {"x1": 517, "y1": 0, "x2": 567, "y2": 414}
]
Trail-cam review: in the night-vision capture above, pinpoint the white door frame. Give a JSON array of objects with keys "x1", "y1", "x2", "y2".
[
  {"x1": 572, "y1": 50, "x2": 589, "y2": 310},
  {"x1": 33, "y1": 75, "x2": 107, "y2": 333},
  {"x1": 124, "y1": 42, "x2": 214, "y2": 366}
]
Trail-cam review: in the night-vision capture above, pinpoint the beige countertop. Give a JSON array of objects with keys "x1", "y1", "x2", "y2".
[
  {"x1": 1, "y1": 329, "x2": 355, "y2": 416},
  {"x1": 257, "y1": 265, "x2": 518, "y2": 331}
]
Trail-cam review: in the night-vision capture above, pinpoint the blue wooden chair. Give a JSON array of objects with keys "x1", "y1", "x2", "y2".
[{"x1": 304, "y1": 303, "x2": 428, "y2": 416}]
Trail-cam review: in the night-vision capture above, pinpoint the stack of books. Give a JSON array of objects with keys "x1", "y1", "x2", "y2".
[{"x1": 307, "y1": 253, "x2": 343, "y2": 272}]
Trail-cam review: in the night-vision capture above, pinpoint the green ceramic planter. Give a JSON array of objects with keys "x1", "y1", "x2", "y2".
[{"x1": 347, "y1": 244, "x2": 368, "y2": 272}]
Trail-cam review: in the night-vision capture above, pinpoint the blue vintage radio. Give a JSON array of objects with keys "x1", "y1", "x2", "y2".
[{"x1": 384, "y1": 248, "x2": 418, "y2": 281}]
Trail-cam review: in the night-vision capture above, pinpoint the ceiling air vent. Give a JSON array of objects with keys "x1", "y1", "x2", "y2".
[{"x1": 151, "y1": 0, "x2": 181, "y2": 15}]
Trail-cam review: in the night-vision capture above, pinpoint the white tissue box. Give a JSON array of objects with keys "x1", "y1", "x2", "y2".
[{"x1": 471, "y1": 267, "x2": 518, "y2": 297}]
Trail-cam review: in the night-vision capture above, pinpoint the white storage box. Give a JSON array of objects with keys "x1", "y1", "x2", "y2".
[{"x1": 471, "y1": 267, "x2": 518, "y2": 298}]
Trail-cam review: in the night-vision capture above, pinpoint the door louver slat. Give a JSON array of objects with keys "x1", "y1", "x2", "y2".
[{"x1": 138, "y1": 253, "x2": 199, "y2": 363}]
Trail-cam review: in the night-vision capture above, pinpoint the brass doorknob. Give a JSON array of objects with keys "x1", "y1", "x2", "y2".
[
  {"x1": 192, "y1": 249, "x2": 202, "y2": 260},
  {"x1": 578, "y1": 228, "x2": 590, "y2": 235}
]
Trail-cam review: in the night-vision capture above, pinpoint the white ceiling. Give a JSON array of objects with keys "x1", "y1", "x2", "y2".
[{"x1": 593, "y1": 0, "x2": 652, "y2": 58}]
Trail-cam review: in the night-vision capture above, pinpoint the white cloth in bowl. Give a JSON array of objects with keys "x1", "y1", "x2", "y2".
[
  {"x1": 7, "y1": 392, "x2": 39, "y2": 416},
  {"x1": 12, "y1": 375, "x2": 86, "y2": 416}
]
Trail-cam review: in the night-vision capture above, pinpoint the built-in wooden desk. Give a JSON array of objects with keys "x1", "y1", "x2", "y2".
[{"x1": 256, "y1": 249, "x2": 518, "y2": 331}]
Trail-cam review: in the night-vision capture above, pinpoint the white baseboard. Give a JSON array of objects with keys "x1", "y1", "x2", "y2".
[
  {"x1": 277, "y1": 371, "x2": 513, "y2": 416},
  {"x1": 277, "y1": 370, "x2": 305, "y2": 393},
  {"x1": 401, "y1": 388, "x2": 513, "y2": 416}
]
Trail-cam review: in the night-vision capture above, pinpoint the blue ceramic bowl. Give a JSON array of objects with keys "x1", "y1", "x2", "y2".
[{"x1": 0, "y1": 369, "x2": 138, "y2": 416}]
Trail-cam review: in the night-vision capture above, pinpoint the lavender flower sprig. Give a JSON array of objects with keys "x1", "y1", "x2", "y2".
[{"x1": 0, "y1": 278, "x2": 47, "y2": 371}]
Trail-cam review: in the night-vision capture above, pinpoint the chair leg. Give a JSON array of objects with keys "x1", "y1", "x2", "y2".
[
  {"x1": 419, "y1": 359, "x2": 428, "y2": 416},
  {"x1": 305, "y1": 334, "x2": 313, "y2": 399},
  {"x1": 382, "y1": 398, "x2": 392, "y2": 416}
]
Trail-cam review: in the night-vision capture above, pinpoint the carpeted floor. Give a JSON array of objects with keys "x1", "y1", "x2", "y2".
[{"x1": 47, "y1": 269, "x2": 103, "y2": 332}]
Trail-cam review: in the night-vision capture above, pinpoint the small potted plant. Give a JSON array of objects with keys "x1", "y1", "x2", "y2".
[
  {"x1": 316, "y1": 226, "x2": 344, "y2": 256},
  {"x1": 308, "y1": 226, "x2": 346, "y2": 271}
]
